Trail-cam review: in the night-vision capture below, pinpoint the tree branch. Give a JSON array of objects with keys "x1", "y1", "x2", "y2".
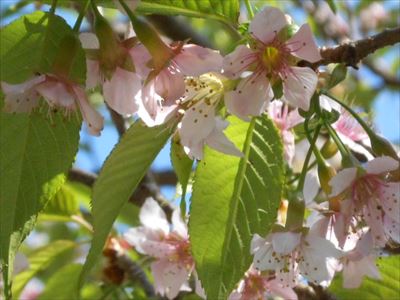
[{"x1": 313, "y1": 27, "x2": 400, "y2": 68}]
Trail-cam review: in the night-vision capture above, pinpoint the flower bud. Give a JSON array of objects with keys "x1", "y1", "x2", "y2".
[
  {"x1": 370, "y1": 133, "x2": 399, "y2": 160},
  {"x1": 320, "y1": 137, "x2": 338, "y2": 159},
  {"x1": 317, "y1": 161, "x2": 336, "y2": 195}
]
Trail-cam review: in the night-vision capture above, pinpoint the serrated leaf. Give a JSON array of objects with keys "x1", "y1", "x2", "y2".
[
  {"x1": 0, "y1": 110, "x2": 81, "y2": 299},
  {"x1": 41, "y1": 184, "x2": 80, "y2": 221},
  {"x1": 38, "y1": 264, "x2": 82, "y2": 300},
  {"x1": 136, "y1": 0, "x2": 240, "y2": 26},
  {"x1": 189, "y1": 115, "x2": 284, "y2": 299},
  {"x1": 171, "y1": 134, "x2": 193, "y2": 205},
  {"x1": 329, "y1": 255, "x2": 400, "y2": 299},
  {"x1": 80, "y1": 120, "x2": 174, "y2": 284},
  {"x1": 12, "y1": 240, "x2": 76, "y2": 299},
  {"x1": 326, "y1": 64, "x2": 347, "y2": 90},
  {"x1": 0, "y1": 11, "x2": 86, "y2": 84}
]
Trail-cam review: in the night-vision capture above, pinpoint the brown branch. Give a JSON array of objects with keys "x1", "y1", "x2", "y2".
[
  {"x1": 313, "y1": 27, "x2": 400, "y2": 68},
  {"x1": 67, "y1": 168, "x2": 174, "y2": 218}
]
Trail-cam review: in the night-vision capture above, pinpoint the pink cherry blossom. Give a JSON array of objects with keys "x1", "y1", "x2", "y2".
[
  {"x1": 223, "y1": 7, "x2": 321, "y2": 119},
  {"x1": 137, "y1": 44, "x2": 223, "y2": 126},
  {"x1": 329, "y1": 156, "x2": 400, "y2": 247},
  {"x1": 340, "y1": 229, "x2": 381, "y2": 288},
  {"x1": 1, "y1": 75, "x2": 104, "y2": 136},
  {"x1": 228, "y1": 267, "x2": 297, "y2": 300},
  {"x1": 268, "y1": 100, "x2": 303, "y2": 166},
  {"x1": 251, "y1": 230, "x2": 341, "y2": 287},
  {"x1": 124, "y1": 198, "x2": 196, "y2": 299},
  {"x1": 79, "y1": 33, "x2": 146, "y2": 115}
]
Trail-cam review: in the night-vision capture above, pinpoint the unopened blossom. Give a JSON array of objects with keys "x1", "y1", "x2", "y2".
[
  {"x1": 177, "y1": 73, "x2": 243, "y2": 160},
  {"x1": 268, "y1": 100, "x2": 303, "y2": 166},
  {"x1": 360, "y1": 2, "x2": 388, "y2": 31},
  {"x1": 138, "y1": 44, "x2": 223, "y2": 127},
  {"x1": 1, "y1": 74, "x2": 104, "y2": 135},
  {"x1": 251, "y1": 229, "x2": 341, "y2": 287},
  {"x1": 228, "y1": 267, "x2": 297, "y2": 300},
  {"x1": 329, "y1": 156, "x2": 400, "y2": 247},
  {"x1": 124, "y1": 198, "x2": 197, "y2": 299},
  {"x1": 79, "y1": 33, "x2": 148, "y2": 116},
  {"x1": 223, "y1": 7, "x2": 321, "y2": 119}
]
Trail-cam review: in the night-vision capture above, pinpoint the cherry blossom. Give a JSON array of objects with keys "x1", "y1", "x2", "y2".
[
  {"x1": 177, "y1": 73, "x2": 243, "y2": 160},
  {"x1": 329, "y1": 156, "x2": 400, "y2": 247},
  {"x1": 268, "y1": 100, "x2": 303, "y2": 166},
  {"x1": 1, "y1": 74, "x2": 104, "y2": 136},
  {"x1": 79, "y1": 32, "x2": 147, "y2": 115},
  {"x1": 223, "y1": 7, "x2": 321, "y2": 119},
  {"x1": 251, "y1": 229, "x2": 341, "y2": 287},
  {"x1": 228, "y1": 266, "x2": 297, "y2": 300},
  {"x1": 137, "y1": 44, "x2": 223, "y2": 126},
  {"x1": 124, "y1": 198, "x2": 198, "y2": 299}
]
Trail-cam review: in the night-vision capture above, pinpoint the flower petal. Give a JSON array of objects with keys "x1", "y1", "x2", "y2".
[
  {"x1": 206, "y1": 117, "x2": 243, "y2": 158},
  {"x1": 380, "y1": 182, "x2": 400, "y2": 222},
  {"x1": 151, "y1": 260, "x2": 191, "y2": 299},
  {"x1": 129, "y1": 43, "x2": 152, "y2": 78},
  {"x1": 267, "y1": 279, "x2": 298, "y2": 300},
  {"x1": 343, "y1": 255, "x2": 380, "y2": 288},
  {"x1": 154, "y1": 68, "x2": 185, "y2": 101},
  {"x1": 271, "y1": 232, "x2": 301, "y2": 254},
  {"x1": 329, "y1": 167, "x2": 357, "y2": 197},
  {"x1": 286, "y1": 24, "x2": 321, "y2": 63},
  {"x1": 140, "y1": 198, "x2": 169, "y2": 234},
  {"x1": 224, "y1": 74, "x2": 271, "y2": 120},
  {"x1": 365, "y1": 156, "x2": 399, "y2": 174},
  {"x1": 174, "y1": 44, "x2": 223, "y2": 76},
  {"x1": 36, "y1": 80, "x2": 75, "y2": 109},
  {"x1": 73, "y1": 85, "x2": 104, "y2": 136},
  {"x1": 282, "y1": 66, "x2": 318, "y2": 111},
  {"x1": 319, "y1": 94, "x2": 341, "y2": 112},
  {"x1": 103, "y1": 67, "x2": 141, "y2": 115},
  {"x1": 171, "y1": 208, "x2": 188, "y2": 238},
  {"x1": 304, "y1": 168, "x2": 320, "y2": 205},
  {"x1": 249, "y1": 7, "x2": 287, "y2": 43},
  {"x1": 85, "y1": 59, "x2": 101, "y2": 90},
  {"x1": 222, "y1": 45, "x2": 256, "y2": 79},
  {"x1": 384, "y1": 215, "x2": 400, "y2": 243}
]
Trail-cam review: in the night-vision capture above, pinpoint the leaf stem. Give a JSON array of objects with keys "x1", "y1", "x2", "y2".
[
  {"x1": 244, "y1": 0, "x2": 254, "y2": 19},
  {"x1": 73, "y1": 0, "x2": 90, "y2": 32},
  {"x1": 50, "y1": 0, "x2": 58, "y2": 14}
]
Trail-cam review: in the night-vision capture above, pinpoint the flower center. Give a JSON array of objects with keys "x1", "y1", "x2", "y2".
[
  {"x1": 351, "y1": 174, "x2": 385, "y2": 204},
  {"x1": 262, "y1": 46, "x2": 282, "y2": 72}
]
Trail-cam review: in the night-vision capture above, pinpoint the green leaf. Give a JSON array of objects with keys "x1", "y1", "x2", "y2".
[
  {"x1": 326, "y1": 0, "x2": 337, "y2": 14},
  {"x1": 189, "y1": 115, "x2": 284, "y2": 299},
  {"x1": 38, "y1": 264, "x2": 82, "y2": 300},
  {"x1": 170, "y1": 134, "x2": 193, "y2": 205},
  {"x1": 0, "y1": 11, "x2": 86, "y2": 84},
  {"x1": 0, "y1": 110, "x2": 81, "y2": 299},
  {"x1": 329, "y1": 255, "x2": 400, "y2": 299},
  {"x1": 12, "y1": 240, "x2": 76, "y2": 299},
  {"x1": 41, "y1": 184, "x2": 80, "y2": 221},
  {"x1": 136, "y1": 0, "x2": 240, "y2": 26},
  {"x1": 326, "y1": 64, "x2": 347, "y2": 90},
  {"x1": 80, "y1": 120, "x2": 174, "y2": 284}
]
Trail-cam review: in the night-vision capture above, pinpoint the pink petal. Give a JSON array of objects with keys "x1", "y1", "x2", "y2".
[
  {"x1": 171, "y1": 209, "x2": 188, "y2": 238},
  {"x1": 250, "y1": 234, "x2": 266, "y2": 254},
  {"x1": 319, "y1": 94, "x2": 341, "y2": 112},
  {"x1": 281, "y1": 130, "x2": 295, "y2": 166},
  {"x1": 222, "y1": 45, "x2": 257, "y2": 79},
  {"x1": 267, "y1": 279, "x2": 298, "y2": 300},
  {"x1": 303, "y1": 169, "x2": 320, "y2": 205},
  {"x1": 73, "y1": 85, "x2": 104, "y2": 136},
  {"x1": 343, "y1": 255, "x2": 380, "y2": 288},
  {"x1": 206, "y1": 117, "x2": 243, "y2": 158},
  {"x1": 380, "y1": 182, "x2": 400, "y2": 222},
  {"x1": 329, "y1": 167, "x2": 357, "y2": 197},
  {"x1": 365, "y1": 156, "x2": 399, "y2": 174},
  {"x1": 252, "y1": 240, "x2": 281, "y2": 271},
  {"x1": 85, "y1": 59, "x2": 101, "y2": 90},
  {"x1": 384, "y1": 215, "x2": 400, "y2": 243},
  {"x1": 286, "y1": 24, "x2": 321, "y2": 63},
  {"x1": 224, "y1": 74, "x2": 271, "y2": 120},
  {"x1": 103, "y1": 67, "x2": 141, "y2": 115},
  {"x1": 151, "y1": 260, "x2": 191, "y2": 299},
  {"x1": 282, "y1": 66, "x2": 318, "y2": 111},
  {"x1": 137, "y1": 81, "x2": 178, "y2": 127},
  {"x1": 36, "y1": 80, "x2": 75, "y2": 109},
  {"x1": 140, "y1": 198, "x2": 169, "y2": 233},
  {"x1": 271, "y1": 232, "x2": 301, "y2": 254},
  {"x1": 174, "y1": 44, "x2": 223, "y2": 76},
  {"x1": 129, "y1": 43, "x2": 152, "y2": 78},
  {"x1": 249, "y1": 7, "x2": 288, "y2": 43},
  {"x1": 364, "y1": 202, "x2": 387, "y2": 247},
  {"x1": 154, "y1": 68, "x2": 185, "y2": 101},
  {"x1": 286, "y1": 109, "x2": 304, "y2": 129}
]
